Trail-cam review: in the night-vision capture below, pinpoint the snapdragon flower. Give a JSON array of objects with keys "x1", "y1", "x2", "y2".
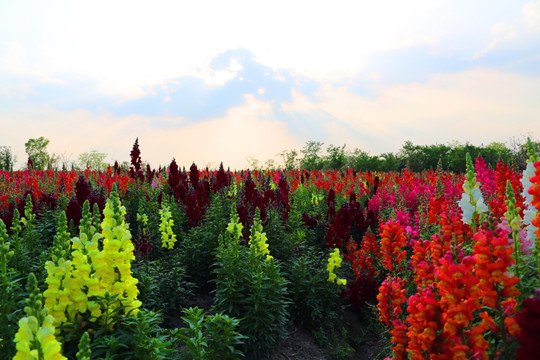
[
  {"x1": 327, "y1": 248, "x2": 347, "y2": 286},
  {"x1": 14, "y1": 273, "x2": 66, "y2": 360},
  {"x1": 521, "y1": 139, "x2": 539, "y2": 247},
  {"x1": 159, "y1": 205, "x2": 176, "y2": 249},
  {"x1": 249, "y1": 209, "x2": 272, "y2": 261},
  {"x1": 459, "y1": 153, "x2": 488, "y2": 229},
  {"x1": 226, "y1": 209, "x2": 244, "y2": 241},
  {"x1": 44, "y1": 187, "x2": 141, "y2": 329}
]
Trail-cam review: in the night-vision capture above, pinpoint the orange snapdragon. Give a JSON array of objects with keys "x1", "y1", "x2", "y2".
[
  {"x1": 473, "y1": 227, "x2": 521, "y2": 343},
  {"x1": 380, "y1": 221, "x2": 407, "y2": 273}
]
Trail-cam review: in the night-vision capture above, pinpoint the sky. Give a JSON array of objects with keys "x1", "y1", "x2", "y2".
[{"x1": 1, "y1": 0, "x2": 539, "y2": 170}]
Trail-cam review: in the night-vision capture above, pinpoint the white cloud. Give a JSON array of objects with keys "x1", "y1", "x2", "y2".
[
  {"x1": 3, "y1": 0, "x2": 527, "y2": 98},
  {"x1": 523, "y1": 0, "x2": 540, "y2": 30},
  {"x1": 281, "y1": 68, "x2": 540, "y2": 154},
  {"x1": 0, "y1": 94, "x2": 299, "y2": 170},
  {"x1": 474, "y1": 0, "x2": 540, "y2": 59},
  {"x1": 0, "y1": 42, "x2": 66, "y2": 85},
  {"x1": 191, "y1": 58, "x2": 244, "y2": 86},
  {"x1": 473, "y1": 23, "x2": 517, "y2": 59}
]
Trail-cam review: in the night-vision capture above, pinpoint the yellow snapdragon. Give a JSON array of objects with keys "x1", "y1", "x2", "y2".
[
  {"x1": 43, "y1": 188, "x2": 141, "y2": 330},
  {"x1": 159, "y1": 205, "x2": 176, "y2": 249},
  {"x1": 43, "y1": 211, "x2": 74, "y2": 328},
  {"x1": 249, "y1": 210, "x2": 272, "y2": 261},
  {"x1": 226, "y1": 211, "x2": 244, "y2": 241},
  {"x1": 90, "y1": 190, "x2": 141, "y2": 320},
  {"x1": 311, "y1": 193, "x2": 324, "y2": 207},
  {"x1": 14, "y1": 273, "x2": 66, "y2": 360},
  {"x1": 327, "y1": 248, "x2": 347, "y2": 286},
  {"x1": 14, "y1": 315, "x2": 66, "y2": 360}
]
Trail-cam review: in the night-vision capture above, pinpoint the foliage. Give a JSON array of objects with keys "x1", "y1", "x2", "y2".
[
  {"x1": 213, "y1": 208, "x2": 289, "y2": 359},
  {"x1": 0, "y1": 145, "x2": 16, "y2": 171},
  {"x1": 182, "y1": 193, "x2": 232, "y2": 288},
  {"x1": 324, "y1": 144, "x2": 347, "y2": 170},
  {"x1": 285, "y1": 250, "x2": 341, "y2": 329},
  {"x1": 277, "y1": 138, "x2": 540, "y2": 172},
  {"x1": 279, "y1": 149, "x2": 299, "y2": 170},
  {"x1": 0, "y1": 219, "x2": 25, "y2": 357},
  {"x1": 25, "y1": 136, "x2": 52, "y2": 170},
  {"x1": 175, "y1": 307, "x2": 245, "y2": 360},
  {"x1": 78, "y1": 150, "x2": 108, "y2": 171},
  {"x1": 133, "y1": 252, "x2": 194, "y2": 319},
  {"x1": 300, "y1": 140, "x2": 325, "y2": 170}
]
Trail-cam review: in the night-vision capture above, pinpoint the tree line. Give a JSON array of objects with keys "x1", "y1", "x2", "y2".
[
  {"x1": 272, "y1": 138, "x2": 539, "y2": 173},
  {"x1": 0, "y1": 137, "x2": 111, "y2": 172},
  {"x1": 1, "y1": 136, "x2": 538, "y2": 173}
]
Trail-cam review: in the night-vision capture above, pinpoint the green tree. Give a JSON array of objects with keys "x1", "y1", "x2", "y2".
[
  {"x1": 0, "y1": 146, "x2": 16, "y2": 171},
  {"x1": 399, "y1": 140, "x2": 425, "y2": 172},
  {"x1": 25, "y1": 137, "x2": 50, "y2": 170},
  {"x1": 324, "y1": 144, "x2": 347, "y2": 170},
  {"x1": 379, "y1": 152, "x2": 400, "y2": 172},
  {"x1": 423, "y1": 144, "x2": 451, "y2": 170},
  {"x1": 78, "y1": 150, "x2": 108, "y2": 171},
  {"x1": 246, "y1": 156, "x2": 260, "y2": 170},
  {"x1": 347, "y1": 148, "x2": 380, "y2": 171},
  {"x1": 264, "y1": 158, "x2": 277, "y2": 171},
  {"x1": 300, "y1": 141, "x2": 324, "y2": 170},
  {"x1": 446, "y1": 142, "x2": 481, "y2": 173},
  {"x1": 279, "y1": 150, "x2": 299, "y2": 171}
]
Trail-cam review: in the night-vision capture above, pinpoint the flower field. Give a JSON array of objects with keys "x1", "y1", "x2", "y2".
[{"x1": 1, "y1": 140, "x2": 540, "y2": 359}]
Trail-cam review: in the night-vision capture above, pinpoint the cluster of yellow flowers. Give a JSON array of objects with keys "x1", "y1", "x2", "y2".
[
  {"x1": 248, "y1": 211, "x2": 273, "y2": 261},
  {"x1": 14, "y1": 273, "x2": 66, "y2": 360},
  {"x1": 43, "y1": 254, "x2": 74, "y2": 326},
  {"x1": 226, "y1": 210, "x2": 244, "y2": 241},
  {"x1": 42, "y1": 211, "x2": 75, "y2": 327},
  {"x1": 159, "y1": 205, "x2": 176, "y2": 249},
  {"x1": 14, "y1": 314, "x2": 66, "y2": 360},
  {"x1": 43, "y1": 189, "x2": 141, "y2": 330},
  {"x1": 327, "y1": 248, "x2": 347, "y2": 286},
  {"x1": 311, "y1": 192, "x2": 324, "y2": 207}
]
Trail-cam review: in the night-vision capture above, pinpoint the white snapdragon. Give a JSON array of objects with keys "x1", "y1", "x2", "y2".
[
  {"x1": 459, "y1": 193, "x2": 475, "y2": 225},
  {"x1": 521, "y1": 161, "x2": 536, "y2": 204},
  {"x1": 520, "y1": 138, "x2": 539, "y2": 246},
  {"x1": 521, "y1": 160, "x2": 538, "y2": 245},
  {"x1": 459, "y1": 153, "x2": 488, "y2": 228}
]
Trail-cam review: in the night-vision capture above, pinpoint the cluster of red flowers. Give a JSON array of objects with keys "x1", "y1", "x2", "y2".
[
  {"x1": 379, "y1": 221, "x2": 407, "y2": 273},
  {"x1": 347, "y1": 228, "x2": 380, "y2": 278},
  {"x1": 369, "y1": 156, "x2": 538, "y2": 359},
  {"x1": 473, "y1": 228, "x2": 520, "y2": 334},
  {"x1": 377, "y1": 276, "x2": 408, "y2": 327}
]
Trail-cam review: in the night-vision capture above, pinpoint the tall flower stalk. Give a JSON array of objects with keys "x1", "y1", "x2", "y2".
[
  {"x1": 459, "y1": 153, "x2": 488, "y2": 232},
  {"x1": 248, "y1": 208, "x2": 272, "y2": 261},
  {"x1": 505, "y1": 180, "x2": 523, "y2": 283},
  {"x1": 43, "y1": 186, "x2": 141, "y2": 331},
  {"x1": 13, "y1": 273, "x2": 66, "y2": 360},
  {"x1": 159, "y1": 204, "x2": 176, "y2": 249},
  {"x1": 529, "y1": 160, "x2": 540, "y2": 283},
  {"x1": 326, "y1": 248, "x2": 346, "y2": 286}
]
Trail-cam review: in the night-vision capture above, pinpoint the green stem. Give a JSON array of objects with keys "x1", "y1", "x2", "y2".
[
  {"x1": 511, "y1": 227, "x2": 521, "y2": 287},
  {"x1": 495, "y1": 288, "x2": 509, "y2": 357}
]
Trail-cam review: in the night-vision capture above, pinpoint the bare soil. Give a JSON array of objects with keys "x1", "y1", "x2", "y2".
[{"x1": 264, "y1": 307, "x2": 385, "y2": 360}]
